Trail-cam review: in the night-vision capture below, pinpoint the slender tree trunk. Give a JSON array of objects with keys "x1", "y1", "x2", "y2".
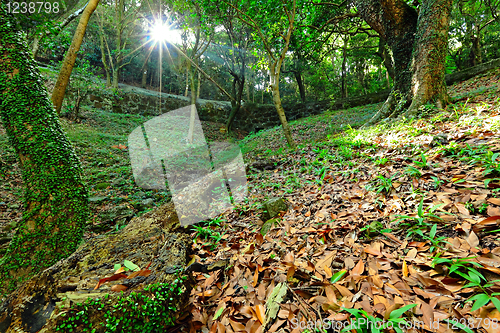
[
  {"x1": 111, "y1": 0, "x2": 123, "y2": 90},
  {"x1": 405, "y1": 0, "x2": 452, "y2": 116},
  {"x1": 341, "y1": 36, "x2": 348, "y2": 99},
  {"x1": 98, "y1": 23, "x2": 111, "y2": 87},
  {"x1": 187, "y1": 70, "x2": 197, "y2": 144},
  {"x1": 269, "y1": 62, "x2": 296, "y2": 149},
  {"x1": 0, "y1": 4, "x2": 89, "y2": 293},
  {"x1": 51, "y1": 0, "x2": 100, "y2": 115},
  {"x1": 294, "y1": 71, "x2": 306, "y2": 103},
  {"x1": 184, "y1": 66, "x2": 189, "y2": 97},
  {"x1": 226, "y1": 76, "x2": 245, "y2": 131}
]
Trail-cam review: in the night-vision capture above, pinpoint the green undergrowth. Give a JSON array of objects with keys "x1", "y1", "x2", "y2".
[{"x1": 56, "y1": 277, "x2": 187, "y2": 333}]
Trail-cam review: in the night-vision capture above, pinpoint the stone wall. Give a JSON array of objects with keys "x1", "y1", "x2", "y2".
[{"x1": 81, "y1": 84, "x2": 329, "y2": 134}]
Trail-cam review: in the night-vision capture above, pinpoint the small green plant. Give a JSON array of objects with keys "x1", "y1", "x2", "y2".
[
  {"x1": 373, "y1": 157, "x2": 389, "y2": 166},
  {"x1": 431, "y1": 176, "x2": 443, "y2": 189},
  {"x1": 413, "y1": 152, "x2": 429, "y2": 169},
  {"x1": 432, "y1": 256, "x2": 500, "y2": 312},
  {"x1": 392, "y1": 198, "x2": 449, "y2": 237},
  {"x1": 367, "y1": 173, "x2": 398, "y2": 194},
  {"x1": 341, "y1": 304, "x2": 417, "y2": 333},
  {"x1": 405, "y1": 165, "x2": 422, "y2": 178}
]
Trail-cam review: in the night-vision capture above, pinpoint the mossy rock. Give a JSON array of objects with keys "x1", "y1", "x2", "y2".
[
  {"x1": 0, "y1": 202, "x2": 193, "y2": 333},
  {"x1": 95, "y1": 182, "x2": 111, "y2": 190},
  {"x1": 262, "y1": 197, "x2": 288, "y2": 221},
  {"x1": 260, "y1": 218, "x2": 279, "y2": 236}
]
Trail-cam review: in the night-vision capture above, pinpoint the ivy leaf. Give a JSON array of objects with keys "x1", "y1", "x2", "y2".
[{"x1": 124, "y1": 260, "x2": 140, "y2": 272}]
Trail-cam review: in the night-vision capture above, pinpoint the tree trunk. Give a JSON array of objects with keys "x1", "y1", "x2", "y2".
[
  {"x1": 226, "y1": 75, "x2": 245, "y2": 131},
  {"x1": 355, "y1": 0, "x2": 417, "y2": 126},
  {"x1": 341, "y1": 36, "x2": 348, "y2": 99},
  {"x1": 269, "y1": 62, "x2": 296, "y2": 149},
  {"x1": 51, "y1": 0, "x2": 100, "y2": 115},
  {"x1": 112, "y1": 67, "x2": 119, "y2": 90},
  {"x1": 469, "y1": 26, "x2": 482, "y2": 67},
  {"x1": 98, "y1": 22, "x2": 111, "y2": 87},
  {"x1": 405, "y1": 0, "x2": 452, "y2": 116},
  {"x1": 376, "y1": 38, "x2": 395, "y2": 79},
  {"x1": 294, "y1": 71, "x2": 306, "y2": 103},
  {"x1": 0, "y1": 4, "x2": 89, "y2": 293}
]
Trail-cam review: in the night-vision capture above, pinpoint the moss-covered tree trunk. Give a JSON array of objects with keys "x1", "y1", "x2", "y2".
[
  {"x1": 0, "y1": 4, "x2": 89, "y2": 294},
  {"x1": 51, "y1": 0, "x2": 100, "y2": 114},
  {"x1": 405, "y1": 0, "x2": 452, "y2": 116}
]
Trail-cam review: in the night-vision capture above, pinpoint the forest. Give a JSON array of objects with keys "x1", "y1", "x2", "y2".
[{"x1": 1, "y1": 0, "x2": 500, "y2": 332}]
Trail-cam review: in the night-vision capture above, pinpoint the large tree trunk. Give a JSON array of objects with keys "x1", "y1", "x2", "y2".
[
  {"x1": 0, "y1": 4, "x2": 89, "y2": 294},
  {"x1": 405, "y1": 0, "x2": 452, "y2": 116},
  {"x1": 51, "y1": 0, "x2": 100, "y2": 115},
  {"x1": 355, "y1": 0, "x2": 417, "y2": 126},
  {"x1": 356, "y1": 0, "x2": 452, "y2": 124}
]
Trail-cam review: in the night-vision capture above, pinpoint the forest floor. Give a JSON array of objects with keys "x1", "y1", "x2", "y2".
[{"x1": 0, "y1": 68, "x2": 499, "y2": 332}]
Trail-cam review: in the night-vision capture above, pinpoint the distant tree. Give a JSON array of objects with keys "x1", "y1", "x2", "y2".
[
  {"x1": 0, "y1": 4, "x2": 89, "y2": 294},
  {"x1": 96, "y1": 0, "x2": 143, "y2": 89},
  {"x1": 208, "y1": 0, "x2": 306, "y2": 149}
]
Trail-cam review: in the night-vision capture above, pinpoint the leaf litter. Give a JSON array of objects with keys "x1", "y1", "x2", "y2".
[{"x1": 176, "y1": 71, "x2": 500, "y2": 332}]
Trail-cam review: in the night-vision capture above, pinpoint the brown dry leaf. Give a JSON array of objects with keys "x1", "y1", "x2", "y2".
[
  {"x1": 364, "y1": 247, "x2": 383, "y2": 257},
  {"x1": 255, "y1": 304, "x2": 265, "y2": 324},
  {"x1": 473, "y1": 215, "x2": 500, "y2": 233},
  {"x1": 196, "y1": 289, "x2": 217, "y2": 297},
  {"x1": 467, "y1": 231, "x2": 480, "y2": 249},
  {"x1": 487, "y1": 198, "x2": 500, "y2": 205},
  {"x1": 402, "y1": 260, "x2": 409, "y2": 277},
  {"x1": 488, "y1": 205, "x2": 500, "y2": 216},
  {"x1": 126, "y1": 269, "x2": 152, "y2": 279},
  {"x1": 455, "y1": 203, "x2": 470, "y2": 215},
  {"x1": 351, "y1": 260, "x2": 365, "y2": 276},
  {"x1": 111, "y1": 284, "x2": 128, "y2": 292},
  {"x1": 94, "y1": 273, "x2": 128, "y2": 290}
]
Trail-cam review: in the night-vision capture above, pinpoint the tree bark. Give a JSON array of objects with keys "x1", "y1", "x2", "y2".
[
  {"x1": 355, "y1": 0, "x2": 452, "y2": 125},
  {"x1": 270, "y1": 61, "x2": 296, "y2": 149},
  {"x1": 51, "y1": 0, "x2": 100, "y2": 115},
  {"x1": 0, "y1": 4, "x2": 89, "y2": 293},
  {"x1": 341, "y1": 36, "x2": 348, "y2": 99},
  {"x1": 295, "y1": 71, "x2": 306, "y2": 103},
  {"x1": 405, "y1": 0, "x2": 452, "y2": 116},
  {"x1": 226, "y1": 75, "x2": 245, "y2": 131}
]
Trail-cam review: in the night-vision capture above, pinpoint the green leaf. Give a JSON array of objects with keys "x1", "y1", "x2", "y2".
[
  {"x1": 417, "y1": 198, "x2": 424, "y2": 217},
  {"x1": 470, "y1": 293, "x2": 490, "y2": 311},
  {"x1": 444, "y1": 319, "x2": 474, "y2": 333},
  {"x1": 389, "y1": 304, "x2": 417, "y2": 319},
  {"x1": 429, "y1": 224, "x2": 437, "y2": 238},
  {"x1": 114, "y1": 264, "x2": 121, "y2": 271},
  {"x1": 331, "y1": 270, "x2": 347, "y2": 284},
  {"x1": 490, "y1": 297, "x2": 500, "y2": 312},
  {"x1": 123, "y1": 260, "x2": 140, "y2": 272},
  {"x1": 213, "y1": 306, "x2": 225, "y2": 320}
]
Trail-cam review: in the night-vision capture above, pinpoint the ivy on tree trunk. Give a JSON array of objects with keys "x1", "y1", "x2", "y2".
[{"x1": 0, "y1": 4, "x2": 89, "y2": 294}]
